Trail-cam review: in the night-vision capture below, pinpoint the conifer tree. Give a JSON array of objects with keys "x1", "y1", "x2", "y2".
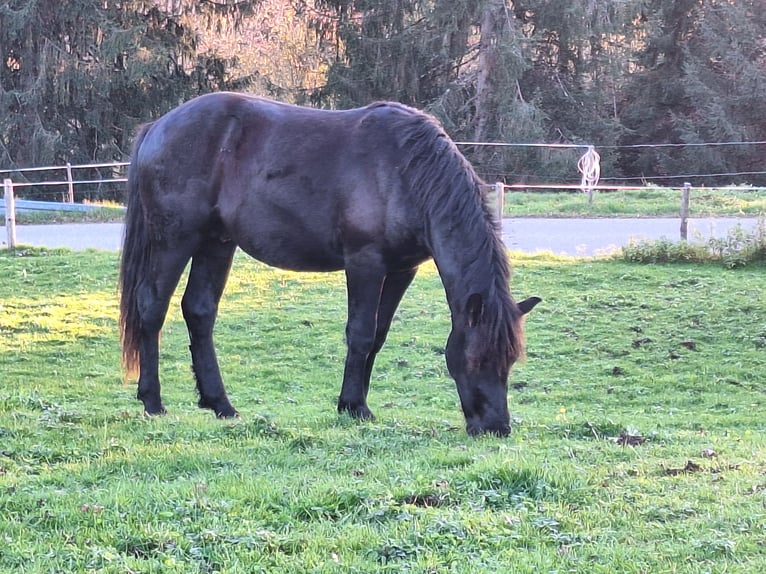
[
  {"x1": 311, "y1": 0, "x2": 643, "y2": 182},
  {"x1": 618, "y1": 0, "x2": 766, "y2": 185},
  {"x1": 674, "y1": 0, "x2": 766, "y2": 185},
  {"x1": 312, "y1": 0, "x2": 540, "y2": 180},
  {"x1": 0, "y1": 0, "x2": 252, "y2": 181}
]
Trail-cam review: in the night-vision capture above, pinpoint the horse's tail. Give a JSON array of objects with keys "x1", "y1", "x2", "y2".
[{"x1": 119, "y1": 122, "x2": 153, "y2": 379}]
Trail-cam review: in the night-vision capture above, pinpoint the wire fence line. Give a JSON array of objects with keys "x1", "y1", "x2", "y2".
[
  {"x1": 3, "y1": 140, "x2": 766, "y2": 203},
  {"x1": 3, "y1": 143, "x2": 765, "y2": 250},
  {"x1": 456, "y1": 139, "x2": 766, "y2": 185}
]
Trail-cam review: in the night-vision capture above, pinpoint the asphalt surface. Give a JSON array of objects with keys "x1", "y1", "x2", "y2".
[
  {"x1": 502, "y1": 217, "x2": 761, "y2": 256},
  {"x1": 4, "y1": 217, "x2": 761, "y2": 256}
]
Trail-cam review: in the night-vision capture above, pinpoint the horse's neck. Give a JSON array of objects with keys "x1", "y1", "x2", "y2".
[{"x1": 429, "y1": 219, "x2": 501, "y2": 313}]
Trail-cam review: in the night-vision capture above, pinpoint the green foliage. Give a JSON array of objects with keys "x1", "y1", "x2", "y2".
[
  {"x1": 621, "y1": 238, "x2": 712, "y2": 265},
  {"x1": 0, "y1": 0, "x2": 254, "y2": 190},
  {"x1": 300, "y1": 0, "x2": 766, "y2": 187},
  {"x1": 1, "y1": 249, "x2": 765, "y2": 572},
  {"x1": 621, "y1": 218, "x2": 766, "y2": 267},
  {"x1": 618, "y1": 0, "x2": 766, "y2": 186},
  {"x1": 314, "y1": 0, "x2": 478, "y2": 107},
  {"x1": 3, "y1": 1, "x2": 766, "y2": 192}
]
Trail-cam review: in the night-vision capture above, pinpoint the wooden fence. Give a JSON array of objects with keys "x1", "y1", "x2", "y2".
[
  {"x1": 0, "y1": 160, "x2": 718, "y2": 251},
  {"x1": 3, "y1": 179, "x2": 15, "y2": 250},
  {"x1": 2, "y1": 162, "x2": 128, "y2": 249},
  {"x1": 0, "y1": 162, "x2": 128, "y2": 199}
]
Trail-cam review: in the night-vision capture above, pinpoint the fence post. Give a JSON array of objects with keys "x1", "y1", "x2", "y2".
[
  {"x1": 4, "y1": 178, "x2": 17, "y2": 250},
  {"x1": 680, "y1": 182, "x2": 691, "y2": 241},
  {"x1": 482, "y1": 182, "x2": 505, "y2": 222},
  {"x1": 494, "y1": 181, "x2": 505, "y2": 220},
  {"x1": 66, "y1": 162, "x2": 74, "y2": 203}
]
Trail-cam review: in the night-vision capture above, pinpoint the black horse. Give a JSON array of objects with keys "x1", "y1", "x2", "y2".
[{"x1": 119, "y1": 92, "x2": 540, "y2": 436}]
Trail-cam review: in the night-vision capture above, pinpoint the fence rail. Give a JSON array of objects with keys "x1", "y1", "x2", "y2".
[
  {"x1": 2, "y1": 161, "x2": 129, "y2": 248},
  {"x1": 2, "y1": 170, "x2": 128, "y2": 249},
  {"x1": 0, "y1": 199, "x2": 110, "y2": 214},
  {"x1": 0, "y1": 161, "x2": 130, "y2": 175},
  {"x1": 3, "y1": 155, "x2": 762, "y2": 250},
  {"x1": 0, "y1": 161, "x2": 128, "y2": 204}
]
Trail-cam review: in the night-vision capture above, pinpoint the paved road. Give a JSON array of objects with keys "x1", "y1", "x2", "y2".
[
  {"x1": 4, "y1": 217, "x2": 761, "y2": 256},
  {"x1": 8, "y1": 222, "x2": 125, "y2": 252},
  {"x1": 503, "y1": 217, "x2": 761, "y2": 256}
]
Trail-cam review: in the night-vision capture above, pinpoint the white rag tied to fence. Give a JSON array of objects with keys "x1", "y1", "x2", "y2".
[{"x1": 577, "y1": 146, "x2": 601, "y2": 203}]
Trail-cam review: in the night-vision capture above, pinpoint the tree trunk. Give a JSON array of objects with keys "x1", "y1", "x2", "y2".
[
  {"x1": 473, "y1": 0, "x2": 508, "y2": 179},
  {"x1": 474, "y1": 0, "x2": 505, "y2": 145}
]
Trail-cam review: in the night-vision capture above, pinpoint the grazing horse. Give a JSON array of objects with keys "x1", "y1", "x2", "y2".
[{"x1": 119, "y1": 92, "x2": 540, "y2": 436}]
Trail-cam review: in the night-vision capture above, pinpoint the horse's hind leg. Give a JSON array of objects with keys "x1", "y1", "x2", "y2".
[
  {"x1": 181, "y1": 239, "x2": 238, "y2": 417},
  {"x1": 136, "y1": 251, "x2": 192, "y2": 415}
]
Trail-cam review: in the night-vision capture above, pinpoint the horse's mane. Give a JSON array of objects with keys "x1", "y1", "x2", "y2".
[{"x1": 376, "y1": 102, "x2": 526, "y2": 365}]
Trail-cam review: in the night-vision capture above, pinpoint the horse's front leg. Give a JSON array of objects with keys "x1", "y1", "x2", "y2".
[{"x1": 337, "y1": 264, "x2": 386, "y2": 420}]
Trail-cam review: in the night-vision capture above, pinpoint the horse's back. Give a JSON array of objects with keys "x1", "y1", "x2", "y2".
[{"x1": 131, "y1": 93, "x2": 431, "y2": 273}]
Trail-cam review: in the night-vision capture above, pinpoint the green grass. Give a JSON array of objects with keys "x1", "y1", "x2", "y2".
[
  {"x1": 4, "y1": 187, "x2": 766, "y2": 225},
  {"x1": 6, "y1": 204, "x2": 126, "y2": 225},
  {"x1": 1, "y1": 248, "x2": 765, "y2": 572},
  {"x1": 504, "y1": 187, "x2": 766, "y2": 217},
  {"x1": 622, "y1": 218, "x2": 766, "y2": 267}
]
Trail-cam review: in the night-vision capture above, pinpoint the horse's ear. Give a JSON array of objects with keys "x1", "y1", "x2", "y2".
[
  {"x1": 466, "y1": 293, "x2": 484, "y2": 328},
  {"x1": 517, "y1": 296, "x2": 542, "y2": 315}
]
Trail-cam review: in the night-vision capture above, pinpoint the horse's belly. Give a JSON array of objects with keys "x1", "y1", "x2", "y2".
[{"x1": 236, "y1": 234, "x2": 345, "y2": 272}]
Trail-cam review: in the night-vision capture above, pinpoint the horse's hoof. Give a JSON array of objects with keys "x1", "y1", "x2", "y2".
[
  {"x1": 338, "y1": 402, "x2": 376, "y2": 421},
  {"x1": 143, "y1": 406, "x2": 167, "y2": 417},
  {"x1": 466, "y1": 421, "x2": 510, "y2": 437},
  {"x1": 356, "y1": 408, "x2": 376, "y2": 421},
  {"x1": 198, "y1": 396, "x2": 237, "y2": 418}
]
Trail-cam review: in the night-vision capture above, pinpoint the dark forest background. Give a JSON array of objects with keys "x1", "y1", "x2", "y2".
[{"x1": 2, "y1": 0, "x2": 765, "y2": 188}]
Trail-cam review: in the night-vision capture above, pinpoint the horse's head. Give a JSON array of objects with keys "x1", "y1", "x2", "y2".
[{"x1": 445, "y1": 293, "x2": 541, "y2": 436}]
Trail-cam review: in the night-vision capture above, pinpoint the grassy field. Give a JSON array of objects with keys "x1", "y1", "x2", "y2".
[
  {"x1": 6, "y1": 204, "x2": 126, "y2": 225},
  {"x1": 503, "y1": 188, "x2": 766, "y2": 217},
  {"x1": 3, "y1": 187, "x2": 765, "y2": 225},
  {"x1": 0, "y1": 248, "x2": 765, "y2": 573}
]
